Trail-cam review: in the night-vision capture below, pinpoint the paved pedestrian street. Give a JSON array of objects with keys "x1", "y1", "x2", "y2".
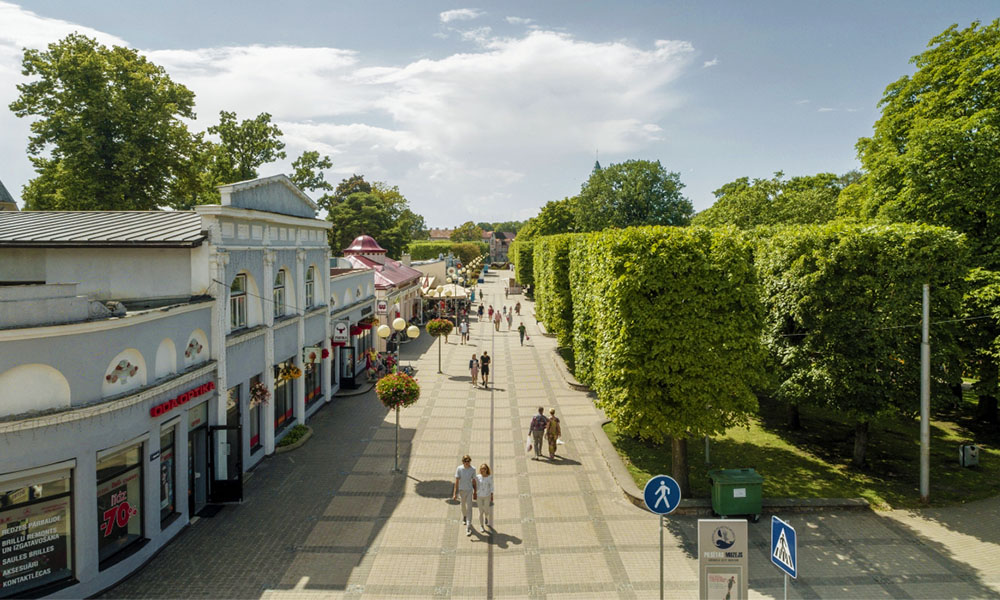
[{"x1": 102, "y1": 269, "x2": 1000, "y2": 599}]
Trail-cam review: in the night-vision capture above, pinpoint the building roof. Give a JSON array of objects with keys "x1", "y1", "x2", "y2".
[
  {"x1": 0, "y1": 179, "x2": 15, "y2": 209},
  {"x1": 343, "y1": 254, "x2": 423, "y2": 290},
  {"x1": 343, "y1": 235, "x2": 387, "y2": 255},
  {"x1": 428, "y1": 228, "x2": 453, "y2": 240},
  {"x1": 0, "y1": 211, "x2": 207, "y2": 248}
]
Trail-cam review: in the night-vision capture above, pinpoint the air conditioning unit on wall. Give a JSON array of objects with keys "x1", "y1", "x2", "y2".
[{"x1": 959, "y1": 444, "x2": 980, "y2": 467}]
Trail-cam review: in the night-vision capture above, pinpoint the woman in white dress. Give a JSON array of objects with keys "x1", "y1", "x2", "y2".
[{"x1": 475, "y1": 463, "x2": 494, "y2": 533}]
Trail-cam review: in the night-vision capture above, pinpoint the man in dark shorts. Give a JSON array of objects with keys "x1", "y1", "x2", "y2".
[{"x1": 480, "y1": 351, "x2": 491, "y2": 388}]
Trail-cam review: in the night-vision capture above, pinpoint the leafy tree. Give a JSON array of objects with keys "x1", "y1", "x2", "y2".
[
  {"x1": 10, "y1": 34, "x2": 198, "y2": 210},
  {"x1": 476, "y1": 222, "x2": 494, "y2": 231},
  {"x1": 693, "y1": 171, "x2": 856, "y2": 228},
  {"x1": 857, "y1": 19, "x2": 1000, "y2": 269},
  {"x1": 289, "y1": 151, "x2": 333, "y2": 193},
  {"x1": 961, "y1": 269, "x2": 1000, "y2": 427},
  {"x1": 207, "y1": 110, "x2": 286, "y2": 184},
  {"x1": 519, "y1": 198, "x2": 576, "y2": 241},
  {"x1": 573, "y1": 159, "x2": 693, "y2": 232},
  {"x1": 491, "y1": 220, "x2": 524, "y2": 234},
  {"x1": 758, "y1": 222, "x2": 968, "y2": 467},
  {"x1": 324, "y1": 176, "x2": 425, "y2": 258},
  {"x1": 583, "y1": 226, "x2": 765, "y2": 494},
  {"x1": 450, "y1": 221, "x2": 484, "y2": 242}
]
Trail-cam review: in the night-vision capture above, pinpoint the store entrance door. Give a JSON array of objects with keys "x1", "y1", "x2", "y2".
[
  {"x1": 341, "y1": 346, "x2": 356, "y2": 388},
  {"x1": 208, "y1": 425, "x2": 243, "y2": 503},
  {"x1": 188, "y1": 426, "x2": 208, "y2": 515}
]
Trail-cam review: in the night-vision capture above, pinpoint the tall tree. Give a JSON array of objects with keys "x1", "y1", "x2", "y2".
[
  {"x1": 207, "y1": 110, "x2": 286, "y2": 184},
  {"x1": 324, "y1": 175, "x2": 425, "y2": 257},
  {"x1": 9, "y1": 34, "x2": 198, "y2": 210},
  {"x1": 289, "y1": 151, "x2": 333, "y2": 193},
  {"x1": 961, "y1": 269, "x2": 1000, "y2": 428},
  {"x1": 476, "y1": 222, "x2": 494, "y2": 231},
  {"x1": 519, "y1": 197, "x2": 577, "y2": 241},
  {"x1": 450, "y1": 221, "x2": 484, "y2": 242},
  {"x1": 573, "y1": 159, "x2": 693, "y2": 232},
  {"x1": 857, "y1": 19, "x2": 1000, "y2": 269}
]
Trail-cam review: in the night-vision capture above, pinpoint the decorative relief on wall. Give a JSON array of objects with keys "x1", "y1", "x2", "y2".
[{"x1": 105, "y1": 359, "x2": 139, "y2": 385}]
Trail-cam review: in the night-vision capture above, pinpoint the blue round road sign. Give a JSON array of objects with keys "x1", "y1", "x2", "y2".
[{"x1": 643, "y1": 475, "x2": 682, "y2": 515}]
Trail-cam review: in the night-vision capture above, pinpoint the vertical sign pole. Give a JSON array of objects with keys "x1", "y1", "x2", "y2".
[
  {"x1": 394, "y1": 407, "x2": 399, "y2": 472},
  {"x1": 784, "y1": 573, "x2": 788, "y2": 600},
  {"x1": 660, "y1": 514, "x2": 664, "y2": 600},
  {"x1": 920, "y1": 283, "x2": 930, "y2": 502}
]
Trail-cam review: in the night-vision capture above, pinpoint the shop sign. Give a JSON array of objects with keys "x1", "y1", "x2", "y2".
[
  {"x1": 332, "y1": 321, "x2": 349, "y2": 343},
  {"x1": 0, "y1": 497, "x2": 72, "y2": 595},
  {"x1": 96, "y1": 471, "x2": 140, "y2": 539},
  {"x1": 361, "y1": 306, "x2": 372, "y2": 316},
  {"x1": 188, "y1": 402, "x2": 208, "y2": 429},
  {"x1": 377, "y1": 299, "x2": 388, "y2": 313},
  {"x1": 150, "y1": 382, "x2": 216, "y2": 418},
  {"x1": 303, "y1": 346, "x2": 322, "y2": 364}
]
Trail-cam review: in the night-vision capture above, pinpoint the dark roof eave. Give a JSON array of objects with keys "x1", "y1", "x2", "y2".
[{"x1": 0, "y1": 239, "x2": 206, "y2": 249}]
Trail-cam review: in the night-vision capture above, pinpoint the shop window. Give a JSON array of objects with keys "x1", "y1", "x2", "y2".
[
  {"x1": 273, "y1": 360, "x2": 294, "y2": 434},
  {"x1": 305, "y1": 267, "x2": 315, "y2": 309},
  {"x1": 230, "y1": 274, "x2": 247, "y2": 330},
  {"x1": 0, "y1": 469, "x2": 74, "y2": 596},
  {"x1": 96, "y1": 443, "x2": 144, "y2": 567},
  {"x1": 304, "y1": 361, "x2": 321, "y2": 409},
  {"x1": 273, "y1": 270, "x2": 286, "y2": 318},
  {"x1": 159, "y1": 427, "x2": 178, "y2": 526},
  {"x1": 249, "y1": 374, "x2": 263, "y2": 452}
]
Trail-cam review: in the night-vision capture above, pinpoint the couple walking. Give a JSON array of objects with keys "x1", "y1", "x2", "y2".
[
  {"x1": 469, "y1": 351, "x2": 491, "y2": 387},
  {"x1": 452, "y1": 455, "x2": 494, "y2": 536},
  {"x1": 528, "y1": 407, "x2": 561, "y2": 460}
]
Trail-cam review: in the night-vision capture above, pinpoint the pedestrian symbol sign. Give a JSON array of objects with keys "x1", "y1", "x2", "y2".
[
  {"x1": 771, "y1": 516, "x2": 797, "y2": 579},
  {"x1": 643, "y1": 475, "x2": 681, "y2": 515}
]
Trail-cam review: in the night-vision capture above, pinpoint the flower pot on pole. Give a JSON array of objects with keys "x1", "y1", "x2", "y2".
[
  {"x1": 426, "y1": 318, "x2": 453, "y2": 373},
  {"x1": 375, "y1": 372, "x2": 420, "y2": 472}
]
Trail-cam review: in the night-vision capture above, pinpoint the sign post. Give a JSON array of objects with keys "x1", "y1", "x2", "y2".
[
  {"x1": 643, "y1": 475, "x2": 682, "y2": 600},
  {"x1": 770, "y1": 516, "x2": 797, "y2": 600}
]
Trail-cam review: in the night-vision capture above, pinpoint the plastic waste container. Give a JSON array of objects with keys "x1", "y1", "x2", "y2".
[{"x1": 709, "y1": 468, "x2": 763, "y2": 522}]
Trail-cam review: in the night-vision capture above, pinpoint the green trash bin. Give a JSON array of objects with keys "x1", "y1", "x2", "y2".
[{"x1": 709, "y1": 468, "x2": 763, "y2": 522}]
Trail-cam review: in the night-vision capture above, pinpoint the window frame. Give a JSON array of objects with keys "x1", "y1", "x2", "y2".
[
  {"x1": 273, "y1": 270, "x2": 286, "y2": 318},
  {"x1": 230, "y1": 274, "x2": 247, "y2": 330},
  {"x1": 305, "y1": 266, "x2": 315, "y2": 309}
]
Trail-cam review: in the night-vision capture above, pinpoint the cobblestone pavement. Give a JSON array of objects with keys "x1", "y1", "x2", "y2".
[{"x1": 101, "y1": 269, "x2": 1000, "y2": 599}]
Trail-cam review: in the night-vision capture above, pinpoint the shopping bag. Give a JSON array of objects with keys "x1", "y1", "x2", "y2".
[
  {"x1": 556, "y1": 437, "x2": 564, "y2": 445},
  {"x1": 525, "y1": 437, "x2": 533, "y2": 452}
]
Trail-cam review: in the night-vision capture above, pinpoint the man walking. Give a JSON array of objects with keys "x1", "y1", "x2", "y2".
[
  {"x1": 459, "y1": 319, "x2": 469, "y2": 344},
  {"x1": 518, "y1": 322, "x2": 526, "y2": 346},
  {"x1": 480, "y1": 351, "x2": 491, "y2": 388},
  {"x1": 528, "y1": 407, "x2": 548, "y2": 460},
  {"x1": 452, "y1": 455, "x2": 477, "y2": 536},
  {"x1": 493, "y1": 310, "x2": 501, "y2": 331}
]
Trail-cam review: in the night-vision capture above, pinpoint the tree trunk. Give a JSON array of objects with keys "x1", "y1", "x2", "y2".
[
  {"x1": 852, "y1": 421, "x2": 869, "y2": 469},
  {"x1": 670, "y1": 437, "x2": 690, "y2": 497},
  {"x1": 787, "y1": 403, "x2": 801, "y2": 430},
  {"x1": 977, "y1": 395, "x2": 998, "y2": 427}
]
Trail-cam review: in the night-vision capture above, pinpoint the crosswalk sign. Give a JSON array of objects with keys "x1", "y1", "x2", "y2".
[{"x1": 771, "y1": 516, "x2": 797, "y2": 579}]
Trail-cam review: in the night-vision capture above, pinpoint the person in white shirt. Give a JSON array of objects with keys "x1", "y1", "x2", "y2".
[
  {"x1": 452, "y1": 455, "x2": 477, "y2": 536},
  {"x1": 475, "y1": 463, "x2": 494, "y2": 533},
  {"x1": 460, "y1": 319, "x2": 469, "y2": 344}
]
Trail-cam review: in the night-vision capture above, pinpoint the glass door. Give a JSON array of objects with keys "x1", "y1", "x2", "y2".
[{"x1": 208, "y1": 425, "x2": 243, "y2": 503}]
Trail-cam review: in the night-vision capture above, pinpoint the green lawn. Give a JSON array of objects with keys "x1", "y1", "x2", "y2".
[{"x1": 604, "y1": 395, "x2": 1000, "y2": 510}]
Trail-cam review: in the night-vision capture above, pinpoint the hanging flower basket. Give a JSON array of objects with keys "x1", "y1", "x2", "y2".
[
  {"x1": 250, "y1": 382, "x2": 271, "y2": 407},
  {"x1": 426, "y1": 318, "x2": 454, "y2": 337},
  {"x1": 375, "y1": 372, "x2": 420, "y2": 410},
  {"x1": 321, "y1": 348, "x2": 330, "y2": 359},
  {"x1": 278, "y1": 364, "x2": 302, "y2": 381}
]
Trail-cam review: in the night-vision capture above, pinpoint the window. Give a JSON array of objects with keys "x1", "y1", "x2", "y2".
[
  {"x1": 273, "y1": 360, "x2": 294, "y2": 433},
  {"x1": 305, "y1": 267, "x2": 315, "y2": 309},
  {"x1": 230, "y1": 274, "x2": 247, "y2": 330},
  {"x1": 273, "y1": 270, "x2": 286, "y2": 317},
  {"x1": 0, "y1": 470, "x2": 74, "y2": 596},
  {"x1": 249, "y1": 374, "x2": 263, "y2": 452},
  {"x1": 159, "y1": 427, "x2": 177, "y2": 526},
  {"x1": 305, "y1": 361, "x2": 321, "y2": 409},
  {"x1": 97, "y1": 444, "x2": 144, "y2": 566}
]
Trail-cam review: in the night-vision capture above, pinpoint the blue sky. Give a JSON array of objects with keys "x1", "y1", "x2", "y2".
[{"x1": 1, "y1": 1, "x2": 997, "y2": 225}]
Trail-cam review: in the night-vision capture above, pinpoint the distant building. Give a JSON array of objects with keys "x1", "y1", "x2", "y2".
[
  {"x1": 0, "y1": 178, "x2": 17, "y2": 211},
  {"x1": 489, "y1": 231, "x2": 516, "y2": 263},
  {"x1": 427, "y1": 228, "x2": 453, "y2": 241}
]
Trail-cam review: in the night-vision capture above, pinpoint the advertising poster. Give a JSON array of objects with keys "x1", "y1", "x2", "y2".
[
  {"x1": 0, "y1": 496, "x2": 72, "y2": 596},
  {"x1": 698, "y1": 519, "x2": 748, "y2": 600},
  {"x1": 96, "y1": 469, "x2": 142, "y2": 561},
  {"x1": 160, "y1": 449, "x2": 175, "y2": 515}
]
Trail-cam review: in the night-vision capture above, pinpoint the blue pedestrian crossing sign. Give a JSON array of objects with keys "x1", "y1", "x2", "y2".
[
  {"x1": 771, "y1": 516, "x2": 797, "y2": 579},
  {"x1": 643, "y1": 475, "x2": 681, "y2": 515}
]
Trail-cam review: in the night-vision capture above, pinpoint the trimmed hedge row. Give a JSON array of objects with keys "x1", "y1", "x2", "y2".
[
  {"x1": 510, "y1": 239, "x2": 534, "y2": 287},
  {"x1": 408, "y1": 241, "x2": 486, "y2": 264},
  {"x1": 533, "y1": 234, "x2": 577, "y2": 347}
]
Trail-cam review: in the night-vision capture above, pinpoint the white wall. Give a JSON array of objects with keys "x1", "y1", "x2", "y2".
[
  {"x1": 45, "y1": 247, "x2": 194, "y2": 301},
  {"x1": 0, "y1": 248, "x2": 45, "y2": 281}
]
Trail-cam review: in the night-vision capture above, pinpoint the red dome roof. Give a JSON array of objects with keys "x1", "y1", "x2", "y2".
[{"x1": 343, "y1": 235, "x2": 387, "y2": 255}]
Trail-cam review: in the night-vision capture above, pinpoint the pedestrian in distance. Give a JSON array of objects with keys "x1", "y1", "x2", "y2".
[
  {"x1": 515, "y1": 301, "x2": 521, "y2": 316},
  {"x1": 545, "y1": 408, "x2": 561, "y2": 459},
  {"x1": 505, "y1": 287, "x2": 509, "y2": 299},
  {"x1": 460, "y1": 319, "x2": 469, "y2": 344},
  {"x1": 518, "y1": 322, "x2": 526, "y2": 346},
  {"x1": 480, "y1": 351, "x2": 491, "y2": 387},
  {"x1": 469, "y1": 353, "x2": 479, "y2": 387},
  {"x1": 488, "y1": 305, "x2": 494, "y2": 320},
  {"x1": 475, "y1": 463, "x2": 494, "y2": 533},
  {"x1": 478, "y1": 304, "x2": 484, "y2": 319},
  {"x1": 528, "y1": 407, "x2": 548, "y2": 460},
  {"x1": 452, "y1": 455, "x2": 477, "y2": 536},
  {"x1": 493, "y1": 310, "x2": 501, "y2": 331},
  {"x1": 506, "y1": 310, "x2": 513, "y2": 331}
]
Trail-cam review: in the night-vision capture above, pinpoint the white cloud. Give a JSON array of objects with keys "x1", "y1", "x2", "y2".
[
  {"x1": 795, "y1": 99, "x2": 810, "y2": 105},
  {"x1": 506, "y1": 16, "x2": 534, "y2": 25},
  {"x1": 818, "y1": 107, "x2": 836, "y2": 112},
  {"x1": 439, "y1": 8, "x2": 483, "y2": 23},
  {"x1": 703, "y1": 57, "x2": 718, "y2": 68},
  {"x1": 0, "y1": 2, "x2": 696, "y2": 222}
]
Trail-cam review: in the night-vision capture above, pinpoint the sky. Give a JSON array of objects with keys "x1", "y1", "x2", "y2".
[{"x1": 1, "y1": 2, "x2": 997, "y2": 226}]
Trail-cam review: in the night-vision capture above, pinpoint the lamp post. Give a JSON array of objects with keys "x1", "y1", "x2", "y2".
[{"x1": 377, "y1": 317, "x2": 410, "y2": 472}]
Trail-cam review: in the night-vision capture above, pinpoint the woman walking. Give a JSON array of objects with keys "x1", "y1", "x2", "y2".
[
  {"x1": 469, "y1": 353, "x2": 479, "y2": 387},
  {"x1": 545, "y1": 408, "x2": 561, "y2": 459},
  {"x1": 506, "y1": 310, "x2": 513, "y2": 331},
  {"x1": 515, "y1": 301, "x2": 521, "y2": 316},
  {"x1": 475, "y1": 463, "x2": 494, "y2": 533}
]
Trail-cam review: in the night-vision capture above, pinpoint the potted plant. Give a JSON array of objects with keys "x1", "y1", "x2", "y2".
[
  {"x1": 375, "y1": 372, "x2": 421, "y2": 472},
  {"x1": 426, "y1": 318, "x2": 454, "y2": 373},
  {"x1": 249, "y1": 381, "x2": 271, "y2": 407}
]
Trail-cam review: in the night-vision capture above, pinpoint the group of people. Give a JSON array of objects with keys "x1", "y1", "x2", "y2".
[
  {"x1": 451, "y1": 407, "x2": 563, "y2": 537},
  {"x1": 468, "y1": 351, "x2": 491, "y2": 387}
]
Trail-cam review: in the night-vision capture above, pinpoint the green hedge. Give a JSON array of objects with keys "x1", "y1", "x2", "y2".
[
  {"x1": 510, "y1": 239, "x2": 535, "y2": 287},
  {"x1": 534, "y1": 234, "x2": 577, "y2": 347},
  {"x1": 569, "y1": 233, "x2": 599, "y2": 386},
  {"x1": 583, "y1": 226, "x2": 765, "y2": 442},
  {"x1": 408, "y1": 241, "x2": 486, "y2": 265}
]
